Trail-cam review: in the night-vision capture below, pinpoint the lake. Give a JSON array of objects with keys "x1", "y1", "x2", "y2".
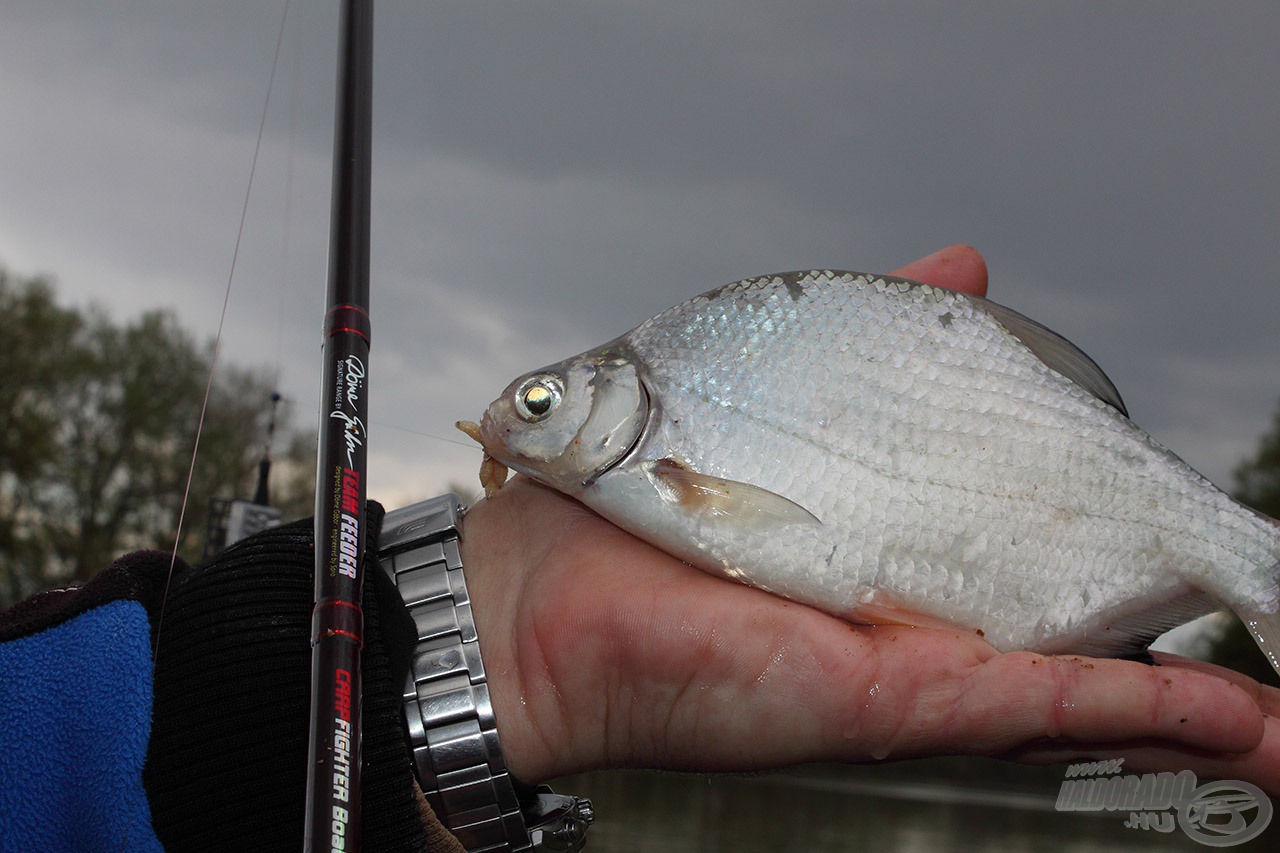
[{"x1": 553, "y1": 757, "x2": 1272, "y2": 851}]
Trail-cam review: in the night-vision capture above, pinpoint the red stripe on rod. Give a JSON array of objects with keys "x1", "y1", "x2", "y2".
[
  {"x1": 312, "y1": 598, "x2": 366, "y2": 647},
  {"x1": 326, "y1": 304, "x2": 372, "y2": 344}
]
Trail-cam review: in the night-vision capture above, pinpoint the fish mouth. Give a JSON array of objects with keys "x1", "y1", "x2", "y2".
[{"x1": 477, "y1": 408, "x2": 517, "y2": 468}]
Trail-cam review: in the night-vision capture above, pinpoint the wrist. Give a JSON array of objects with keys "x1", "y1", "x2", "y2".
[
  {"x1": 459, "y1": 478, "x2": 686, "y2": 781},
  {"x1": 380, "y1": 494, "x2": 593, "y2": 851},
  {"x1": 457, "y1": 490, "x2": 582, "y2": 783}
]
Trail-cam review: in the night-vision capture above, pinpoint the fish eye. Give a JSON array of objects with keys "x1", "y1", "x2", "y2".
[{"x1": 514, "y1": 374, "x2": 563, "y2": 422}]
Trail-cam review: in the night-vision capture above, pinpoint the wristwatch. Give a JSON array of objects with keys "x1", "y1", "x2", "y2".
[{"x1": 378, "y1": 495, "x2": 594, "y2": 852}]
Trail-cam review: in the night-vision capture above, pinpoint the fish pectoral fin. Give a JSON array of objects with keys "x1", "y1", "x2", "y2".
[{"x1": 643, "y1": 458, "x2": 821, "y2": 529}]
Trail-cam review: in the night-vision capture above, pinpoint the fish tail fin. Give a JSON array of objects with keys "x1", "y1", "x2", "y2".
[
  {"x1": 1240, "y1": 512, "x2": 1280, "y2": 679},
  {"x1": 1238, "y1": 598, "x2": 1280, "y2": 681},
  {"x1": 1217, "y1": 509, "x2": 1280, "y2": 680}
]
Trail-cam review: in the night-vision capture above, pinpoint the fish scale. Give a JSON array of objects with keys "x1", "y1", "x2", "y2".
[{"x1": 478, "y1": 270, "x2": 1280, "y2": 674}]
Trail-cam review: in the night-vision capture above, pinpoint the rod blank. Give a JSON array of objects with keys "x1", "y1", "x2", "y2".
[{"x1": 305, "y1": 1, "x2": 374, "y2": 851}]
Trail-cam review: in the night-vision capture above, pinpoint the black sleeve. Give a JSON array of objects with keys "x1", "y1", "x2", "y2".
[{"x1": 140, "y1": 503, "x2": 447, "y2": 852}]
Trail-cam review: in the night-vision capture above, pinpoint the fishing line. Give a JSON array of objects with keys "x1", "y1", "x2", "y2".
[
  {"x1": 153, "y1": 0, "x2": 293, "y2": 658},
  {"x1": 371, "y1": 418, "x2": 479, "y2": 449},
  {"x1": 272, "y1": 0, "x2": 304, "y2": 380}
]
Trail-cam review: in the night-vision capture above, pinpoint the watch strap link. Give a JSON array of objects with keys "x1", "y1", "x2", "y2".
[{"x1": 379, "y1": 495, "x2": 593, "y2": 852}]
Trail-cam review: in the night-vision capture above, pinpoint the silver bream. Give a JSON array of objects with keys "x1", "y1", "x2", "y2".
[{"x1": 476, "y1": 271, "x2": 1280, "y2": 676}]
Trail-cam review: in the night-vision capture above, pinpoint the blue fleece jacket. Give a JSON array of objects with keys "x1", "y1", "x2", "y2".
[{"x1": 0, "y1": 597, "x2": 163, "y2": 851}]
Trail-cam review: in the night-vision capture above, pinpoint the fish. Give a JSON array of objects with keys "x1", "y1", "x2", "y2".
[{"x1": 471, "y1": 269, "x2": 1280, "y2": 676}]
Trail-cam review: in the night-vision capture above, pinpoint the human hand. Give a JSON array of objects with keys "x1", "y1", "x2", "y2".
[{"x1": 460, "y1": 245, "x2": 1280, "y2": 796}]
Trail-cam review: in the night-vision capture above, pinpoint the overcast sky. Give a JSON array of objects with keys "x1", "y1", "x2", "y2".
[{"x1": 2, "y1": 1, "x2": 1277, "y2": 511}]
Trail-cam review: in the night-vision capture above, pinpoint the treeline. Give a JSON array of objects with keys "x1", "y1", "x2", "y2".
[{"x1": 0, "y1": 266, "x2": 313, "y2": 606}]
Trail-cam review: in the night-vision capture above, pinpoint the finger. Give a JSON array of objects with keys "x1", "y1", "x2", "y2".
[
  {"x1": 1006, "y1": 713, "x2": 1280, "y2": 798},
  {"x1": 610, "y1": 612, "x2": 1268, "y2": 772},
  {"x1": 913, "y1": 652, "x2": 1267, "y2": 758},
  {"x1": 1150, "y1": 651, "x2": 1280, "y2": 716},
  {"x1": 888, "y1": 244, "x2": 988, "y2": 296}
]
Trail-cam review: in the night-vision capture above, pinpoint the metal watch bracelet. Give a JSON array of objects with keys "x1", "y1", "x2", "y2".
[{"x1": 379, "y1": 495, "x2": 594, "y2": 852}]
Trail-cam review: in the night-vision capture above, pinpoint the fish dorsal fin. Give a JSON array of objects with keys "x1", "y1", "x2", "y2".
[
  {"x1": 971, "y1": 296, "x2": 1129, "y2": 417},
  {"x1": 643, "y1": 458, "x2": 821, "y2": 529}
]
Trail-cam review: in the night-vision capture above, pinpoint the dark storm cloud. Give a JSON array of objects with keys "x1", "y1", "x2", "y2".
[{"x1": 1, "y1": 1, "x2": 1277, "y2": 497}]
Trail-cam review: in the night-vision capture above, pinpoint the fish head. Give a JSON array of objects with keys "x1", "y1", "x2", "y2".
[{"x1": 480, "y1": 348, "x2": 649, "y2": 491}]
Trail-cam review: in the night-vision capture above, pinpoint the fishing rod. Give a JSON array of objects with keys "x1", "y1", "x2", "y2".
[{"x1": 304, "y1": 1, "x2": 373, "y2": 850}]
